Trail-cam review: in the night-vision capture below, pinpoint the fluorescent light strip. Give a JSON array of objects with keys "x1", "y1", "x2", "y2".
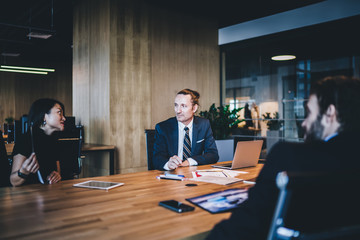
[
  {"x1": 1, "y1": 65, "x2": 55, "y2": 72},
  {"x1": 271, "y1": 55, "x2": 296, "y2": 61},
  {"x1": 0, "y1": 68, "x2": 48, "y2": 75}
]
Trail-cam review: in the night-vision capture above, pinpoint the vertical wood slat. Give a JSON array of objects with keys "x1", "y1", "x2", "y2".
[
  {"x1": 88, "y1": 0, "x2": 110, "y2": 145},
  {"x1": 109, "y1": 0, "x2": 151, "y2": 172},
  {"x1": 73, "y1": 0, "x2": 98, "y2": 144}
]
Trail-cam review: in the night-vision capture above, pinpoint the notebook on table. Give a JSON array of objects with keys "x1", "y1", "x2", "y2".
[{"x1": 212, "y1": 140, "x2": 263, "y2": 170}]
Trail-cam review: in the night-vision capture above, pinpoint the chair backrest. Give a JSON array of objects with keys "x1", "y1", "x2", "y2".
[
  {"x1": 145, "y1": 129, "x2": 155, "y2": 170},
  {"x1": 14, "y1": 115, "x2": 29, "y2": 143},
  {"x1": 57, "y1": 126, "x2": 83, "y2": 180},
  {"x1": 0, "y1": 130, "x2": 11, "y2": 187},
  {"x1": 267, "y1": 170, "x2": 360, "y2": 240}
]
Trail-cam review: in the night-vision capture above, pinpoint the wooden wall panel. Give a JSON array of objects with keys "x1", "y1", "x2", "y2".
[
  {"x1": 53, "y1": 63, "x2": 73, "y2": 119},
  {"x1": 73, "y1": 0, "x2": 111, "y2": 175},
  {"x1": 73, "y1": 0, "x2": 92, "y2": 143},
  {"x1": 88, "y1": 0, "x2": 110, "y2": 145},
  {"x1": 0, "y1": 73, "x2": 16, "y2": 125},
  {"x1": 150, "y1": 8, "x2": 220, "y2": 127},
  {"x1": 73, "y1": 0, "x2": 219, "y2": 173},
  {"x1": 109, "y1": 0, "x2": 151, "y2": 173},
  {"x1": 73, "y1": 0, "x2": 111, "y2": 144}
]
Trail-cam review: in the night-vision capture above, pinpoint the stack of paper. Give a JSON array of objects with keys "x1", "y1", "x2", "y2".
[
  {"x1": 192, "y1": 169, "x2": 248, "y2": 178},
  {"x1": 190, "y1": 176, "x2": 243, "y2": 185},
  {"x1": 190, "y1": 169, "x2": 247, "y2": 185}
]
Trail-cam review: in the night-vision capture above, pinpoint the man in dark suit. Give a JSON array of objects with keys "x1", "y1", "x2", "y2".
[
  {"x1": 206, "y1": 75, "x2": 360, "y2": 239},
  {"x1": 153, "y1": 89, "x2": 219, "y2": 171}
]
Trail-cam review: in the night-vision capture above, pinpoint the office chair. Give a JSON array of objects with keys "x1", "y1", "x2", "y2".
[
  {"x1": 14, "y1": 115, "x2": 29, "y2": 143},
  {"x1": 57, "y1": 126, "x2": 83, "y2": 180},
  {"x1": 0, "y1": 130, "x2": 11, "y2": 187},
  {"x1": 145, "y1": 129, "x2": 155, "y2": 170},
  {"x1": 267, "y1": 170, "x2": 360, "y2": 240}
]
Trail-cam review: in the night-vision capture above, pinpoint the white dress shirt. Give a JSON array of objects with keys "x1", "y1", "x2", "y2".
[{"x1": 163, "y1": 118, "x2": 198, "y2": 170}]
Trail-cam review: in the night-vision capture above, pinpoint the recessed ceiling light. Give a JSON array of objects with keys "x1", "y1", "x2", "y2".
[{"x1": 271, "y1": 55, "x2": 296, "y2": 61}]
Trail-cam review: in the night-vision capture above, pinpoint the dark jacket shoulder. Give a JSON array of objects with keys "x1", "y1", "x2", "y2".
[
  {"x1": 156, "y1": 117, "x2": 177, "y2": 129},
  {"x1": 156, "y1": 116, "x2": 210, "y2": 129},
  {"x1": 193, "y1": 116, "x2": 209, "y2": 124}
]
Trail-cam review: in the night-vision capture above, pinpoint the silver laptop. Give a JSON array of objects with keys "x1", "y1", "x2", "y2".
[{"x1": 212, "y1": 140, "x2": 263, "y2": 169}]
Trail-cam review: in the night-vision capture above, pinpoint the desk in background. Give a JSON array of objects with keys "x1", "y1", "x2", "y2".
[
  {"x1": 0, "y1": 163, "x2": 263, "y2": 240},
  {"x1": 81, "y1": 143, "x2": 115, "y2": 175},
  {"x1": 6, "y1": 143, "x2": 116, "y2": 175}
]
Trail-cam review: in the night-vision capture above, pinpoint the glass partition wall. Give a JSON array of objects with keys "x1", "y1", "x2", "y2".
[{"x1": 220, "y1": 15, "x2": 360, "y2": 155}]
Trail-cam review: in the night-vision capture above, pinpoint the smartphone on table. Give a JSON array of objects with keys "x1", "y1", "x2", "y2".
[{"x1": 159, "y1": 200, "x2": 195, "y2": 213}]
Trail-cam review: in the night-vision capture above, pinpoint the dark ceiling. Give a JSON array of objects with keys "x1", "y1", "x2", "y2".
[
  {"x1": 0, "y1": 0, "x2": 73, "y2": 64},
  {"x1": 0, "y1": 0, "x2": 323, "y2": 65},
  {"x1": 148, "y1": 0, "x2": 324, "y2": 28}
]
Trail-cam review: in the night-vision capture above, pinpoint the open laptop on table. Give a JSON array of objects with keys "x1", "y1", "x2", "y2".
[{"x1": 212, "y1": 140, "x2": 263, "y2": 170}]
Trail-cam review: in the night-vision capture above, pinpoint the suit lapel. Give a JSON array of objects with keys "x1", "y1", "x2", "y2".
[
  {"x1": 192, "y1": 117, "x2": 198, "y2": 154},
  {"x1": 170, "y1": 118, "x2": 179, "y2": 155}
]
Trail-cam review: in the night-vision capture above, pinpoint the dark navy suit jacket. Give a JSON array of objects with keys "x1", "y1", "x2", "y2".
[
  {"x1": 206, "y1": 131, "x2": 360, "y2": 240},
  {"x1": 153, "y1": 116, "x2": 219, "y2": 170}
]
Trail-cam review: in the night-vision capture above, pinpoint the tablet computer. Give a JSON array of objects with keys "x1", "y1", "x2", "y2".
[
  {"x1": 186, "y1": 188, "x2": 248, "y2": 213},
  {"x1": 73, "y1": 180, "x2": 124, "y2": 190}
]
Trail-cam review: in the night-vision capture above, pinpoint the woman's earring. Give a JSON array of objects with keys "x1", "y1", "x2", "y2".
[{"x1": 43, "y1": 120, "x2": 46, "y2": 126}]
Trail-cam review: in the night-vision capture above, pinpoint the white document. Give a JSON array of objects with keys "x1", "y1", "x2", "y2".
[
  {"x1": 189, "y1": 176, "x2": 243, "y2": 185},
  {"x1": 193, "y1": 169, "x2": 248, "y2": 178}
]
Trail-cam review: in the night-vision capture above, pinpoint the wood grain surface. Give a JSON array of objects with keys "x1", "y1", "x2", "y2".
[{"x1": 0, "y1": 163, "x2": 263, "y2": 240}]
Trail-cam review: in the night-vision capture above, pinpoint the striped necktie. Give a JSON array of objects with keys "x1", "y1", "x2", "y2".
[{"x1": 183, "y1": 127, "x2": 191, "y2": 161}]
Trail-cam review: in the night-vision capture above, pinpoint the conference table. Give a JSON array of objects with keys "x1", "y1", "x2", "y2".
[{"x1": 0, "y1": 162, "x2": 263, "y2": 240}]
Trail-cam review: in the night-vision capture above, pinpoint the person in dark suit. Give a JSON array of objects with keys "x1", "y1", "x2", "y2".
[
  {"x1": 153, "y1": 89, "x2": 219, "y2": 171},
  {"x1": 206, "y1": 75, "x2": 360, "y2": 239}
]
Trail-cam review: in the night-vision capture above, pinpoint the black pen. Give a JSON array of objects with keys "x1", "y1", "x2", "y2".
[{"x1": 156, "y1": 176, "x2": 185, "y2": 181}]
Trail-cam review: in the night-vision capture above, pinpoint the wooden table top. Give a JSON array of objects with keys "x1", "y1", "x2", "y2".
[{"x1": 0, "y1": 163, "x2": 263, "y2": 240}]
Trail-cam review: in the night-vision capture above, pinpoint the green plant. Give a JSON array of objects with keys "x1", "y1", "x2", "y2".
[
  {"x1": 262, "y1": 112, "x2": 283, "y2": 131},
  {"x1": 5, "y1": 117, "x2": 14, "y2": 125},
  {"x1": 199, "y1": 103, "x2": 244, "y2": 140}
]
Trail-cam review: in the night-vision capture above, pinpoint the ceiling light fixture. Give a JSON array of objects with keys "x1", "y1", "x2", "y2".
[
  {"x1": 271, "y1": 55, "x2": 296, "y2": 61},
  {"x1": 0, "y1": 68, "x2": 48, "y2": 75},
  {"x1": 27, "y1": 32, "x2": 53, "y2": 39},
  {"x1": 1, "y1": 53, "x2": 20, "y2": 57},
  {"x1": 1, "y1": 65, "x2": 55, "y2": 72}
]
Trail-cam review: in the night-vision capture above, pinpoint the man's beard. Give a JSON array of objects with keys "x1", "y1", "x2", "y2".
[{"x1": 304, "y1": 115, "x2": 324, "y2": 142}]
